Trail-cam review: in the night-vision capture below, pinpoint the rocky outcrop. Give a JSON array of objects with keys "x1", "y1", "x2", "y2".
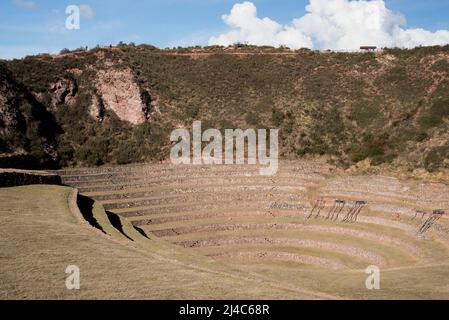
[
  {"x1": 95, "y1": 68, "x2": 150, "y2": 124},
  {"x1": 88, "y1": 93, "x2": 106, "y2": 121},
  {"x1": 49, "y1": 77, "x2": 78, "y2": 108}
]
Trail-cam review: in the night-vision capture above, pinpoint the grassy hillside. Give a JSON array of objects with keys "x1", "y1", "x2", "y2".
[{"x1": 1, "y1": 44, "x2": 449, "y2": 171}]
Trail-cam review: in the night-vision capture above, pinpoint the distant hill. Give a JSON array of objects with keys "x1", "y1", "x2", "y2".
[{"x1": 1, "y1": 44, "x2": 449, "y2": 171}]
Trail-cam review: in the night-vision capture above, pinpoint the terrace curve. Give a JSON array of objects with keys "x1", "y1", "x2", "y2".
[{"x1": 58, "y1": 161, "x2": 449, "y2": 276}]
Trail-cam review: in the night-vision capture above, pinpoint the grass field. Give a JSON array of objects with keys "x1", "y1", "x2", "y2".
[{"x1": 1, "y1": 160, "x2": 449, "y2": 299}]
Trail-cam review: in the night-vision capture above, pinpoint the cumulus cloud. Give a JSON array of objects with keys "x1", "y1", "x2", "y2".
[
  {"x1": 13, "y1": 0, "x2": 37, "y2": 10},
  {"x1": 80, "y1": 4, "x2": 94, "y2": 18},
  {"x1": 209, "y1": 0, "x2": 449, "y2": 50},
  {"x1": 209, "y1": 2, "x2": 313, "y2": 49}
]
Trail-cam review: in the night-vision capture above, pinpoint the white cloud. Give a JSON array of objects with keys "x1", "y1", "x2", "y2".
[
  {"x1": 208, "y1": 2, "x2": 313, "y2": 49},
  {"x1": 13, "y1": 0, "x2": 37, "y2": 10},
  {"x1": 209, "y1": 0, "x2": 449, "y2": 50},
  {"x1": 394, "y1": 28, "x2": 449, "y2": 49},
  {"x1": 80, "y1": 4, "x2": 94, "y2": 18}
]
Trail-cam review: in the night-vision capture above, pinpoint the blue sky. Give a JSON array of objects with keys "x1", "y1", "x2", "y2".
[{"x1": 1, "y1": 0, "x2": 449, "y2": 59}]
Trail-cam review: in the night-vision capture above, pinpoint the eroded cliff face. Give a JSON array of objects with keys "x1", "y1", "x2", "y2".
[
  {"x1": 0, "y1": 67, "x2": 21, "y2": 139},
  {"x1": 96, "y1": 68, "x2": 149, "y2": 125},
  {"x1": 88, "y1": 93, "x2": 105, "y2": 121},
  {"x1": 49, "y1": 77, "x2": 78, "y2": 108}
]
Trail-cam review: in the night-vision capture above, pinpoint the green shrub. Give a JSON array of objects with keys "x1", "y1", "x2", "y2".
[
  {"x1": 76, "y1": 137, "x2": 111, "y2": 166},
  {"x1": 115, "y1": 141, "x2": 141, "y2": 165},
  {"x1": 424, "y1": 145, "x2": 449, "y2": 172},
  {"x1": 245, "y1": 112, "x2": 260, "y2": 126},
  {"x1": 256, "y1": 97, "x2": 274, "y2": 113},
  {"x1": 431, "y1": 59, "x2": 449, "y2": 73},
  {"x1": 419, "y1": 98, "x2": 449, "y2": 129},
  {"x1": 386, "y1": 66, "x2": 407, "y2": 82},
  {"x1": 59, "y1": 48, "x2": 71, "y2": 55},
  {"x1": 184, "y1": 105, "x2": 200, "y2": 119},
  {"x1": 349, "y1": 133, "x2": 387, "y2": 164},
  {"x1": 57, "y1": 141, "x2": 74, "y2": 166},
  {"x1": 271, "y1": 107, "x2": 285, "y2": 127}
]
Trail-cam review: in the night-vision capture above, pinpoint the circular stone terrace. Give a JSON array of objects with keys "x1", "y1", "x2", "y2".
[{"x1": 57, "y1": 160, "x2": 449, "y2": 296}]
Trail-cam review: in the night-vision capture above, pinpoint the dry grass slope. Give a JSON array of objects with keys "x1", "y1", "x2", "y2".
[{"x1": 0, "y1": 185, "x2": 331, "y2": 299}]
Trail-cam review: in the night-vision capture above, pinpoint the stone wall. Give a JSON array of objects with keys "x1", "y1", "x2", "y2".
[{"x1": 0, "y1": 169, "x2": 62, "y2": 188}]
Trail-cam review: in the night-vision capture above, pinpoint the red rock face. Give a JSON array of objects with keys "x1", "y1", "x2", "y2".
[{"x1": 96, "y1": 68, "x2": 148, "y2": 125}]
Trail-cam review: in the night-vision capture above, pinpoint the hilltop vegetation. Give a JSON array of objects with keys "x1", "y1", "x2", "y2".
[{"x1": 1, "y1": 44, "x2": 449, "y2": 171}]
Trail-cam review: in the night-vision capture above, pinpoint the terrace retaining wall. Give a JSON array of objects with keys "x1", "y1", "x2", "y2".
[{"x1": 0, "y1": 169, "x2": 62, "y2": 188}]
